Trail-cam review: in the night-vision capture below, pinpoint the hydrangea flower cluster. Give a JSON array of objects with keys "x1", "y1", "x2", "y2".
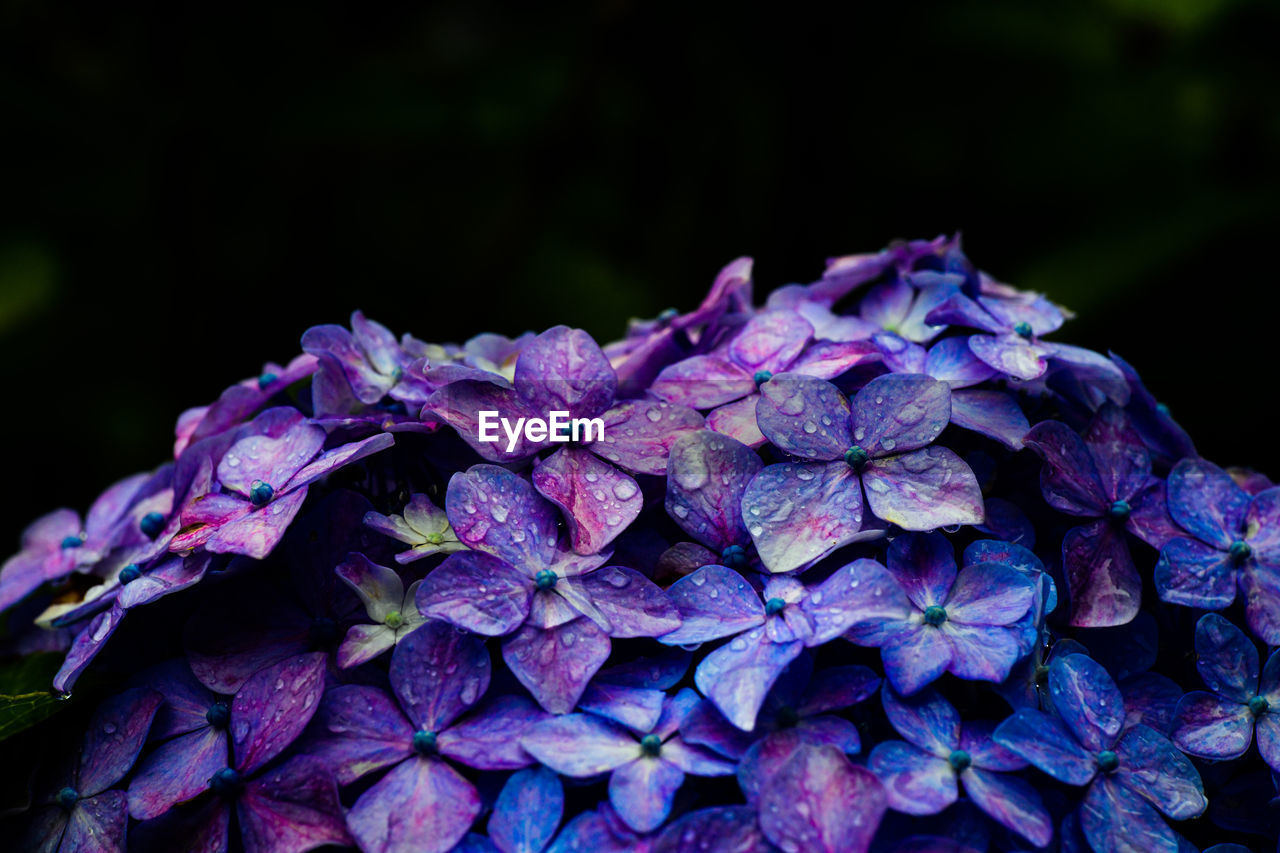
[{"x1": 3, "y1": 235, "x2": 1277, "y2": 853}]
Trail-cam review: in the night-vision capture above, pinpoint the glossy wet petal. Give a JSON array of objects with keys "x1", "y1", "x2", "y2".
[
  {"x1": 232, "y1": 652, "x2": 326, "y2": 775},
  {"x1": 850, "y1": 373, "x2": 950, "y2": 457},
  {"x1": 694, "y1": 627, "x2": 804, "y2": 731},
  {"x1": 960, "y1": 766, "x2": 1052, "y2": 847},
  {"x1": 1114, "y1": 723, "x2": 1207, "y2": 820},
  {"x1": 446, "y1": 465, "x2": 559, "y2": 568},
  {"x1": 503, "y1": 618, "x2": 611, "y2": 714},
  {"x1": 658, "y1": 565, "x2": 763, "y2": 645},
  {"x1": 1063, "y1": 519, "x2": 1142, "y2": 628},
  {"x1": 533, "y1": 447, "x2": 642, "y2": 555},
  {"x1": 237, "y1": 755, "x2": 350, "y2": 853},
  {"x1": 758, "y1": 744, "x2": 885, "y2": 853},
  {"x1": 867, "y1": 740, "x2": 956, "y2": 815},
  {"x1": 347, "y1": 756, "x2": 480, "y2": 853},
  {"x1": 742, "y1": 461, "x2": 867, "y2": 574},
  {"x1": 665, "y1": 430, "x2": 761, "y2": 551},
  {"x1": 1153, "y1": 536, "x2": 1235, "y2": 610},
  {"x1": 417, "y1": 552, "x2": 532, "y2": 636},
  {"x1": 862, "y1": 447, "x2": 984, "y2": 531},
  {"x1": 390, "y1": 619, "x2": 490, "y2": 733},
  {"x1": 490, "y1": 767, "x2": 563, "y2": 853},
  {"x1": 1048, "y1": 653, "x2": 1123, "y2": 752},
  {"x1": 755, "y1": 373, "x2": 851, "y2": 460},
  {"x1": 993, "y1": 708, "x2": 1096, "y2": 786},
  {"x1": 1166, "y1": 458, "x2": 1249, "y2": 549},
  {"x1": 1170, "y1": 691, "x2": 1252, "y2": 760}
]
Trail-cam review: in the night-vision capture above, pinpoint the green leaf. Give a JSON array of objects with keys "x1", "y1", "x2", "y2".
[{"x1": 0, "y1": 652, "x2": 69, "y2": 741}]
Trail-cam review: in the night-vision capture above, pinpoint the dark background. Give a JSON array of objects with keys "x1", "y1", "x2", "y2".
[{"x1": 2, "y1": 1, "x2": 1278, "y2": 549}]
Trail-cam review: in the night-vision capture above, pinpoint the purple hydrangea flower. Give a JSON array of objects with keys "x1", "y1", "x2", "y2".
[
  {"x1": 742, "y1": 372, "x2": 984, "y2": 573},
  {"x1": 994, "y1": 653, "x2": 1206, "y2": 853},
  {"x1": 1171, "y1": 614, "x2": 1279, "y2": 772},
  {"x1": 1154, "y1": 457, "x2": 1280, "y2": 643},
  {"x1": 664, "y1": 430, "x2": 762, "y2": 571},
  {"x1": 301, "y1": 311, "x2": 427, "y2": 416}
]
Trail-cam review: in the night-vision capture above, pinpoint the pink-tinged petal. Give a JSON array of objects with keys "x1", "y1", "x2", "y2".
[
  {"x1": 960, "y1": 767, "x2": 1052, "y2": 848},
  {"x1": 1126, "y1": 479, "x2": 1182, "y2": 549},
  {"x1": 1195, "y1": 613, "x2": 1259, "y2": 702},
  {"x1": 942, "y1": 624, "x2": 1023, "y2": 683},
  {"x1": 514, "y1": 326, "x2": 617, "y2": 418},
  {"x1": 728, "y1": 310, "x2": 813, "y2": 374},
  {"x1": 533, "y1": 447, "x2": 642, "y2": 555},
  {"x1": 128, "y1": 727, "x2": 228, "y2": 819},
  {"x1": 1114, "y1": 724, "x2": 1207, "y2": 819},
  {"x1": 521, "y1": 714, "x2": 638, "y2": 776},
  {"x1": 659, "y1": 565, "x2": 764, "y2": 645},
  {"x1": 705, "y1": 395, "x2": 766, "y2": 448},
  {"x1": 391, "y1": 620, "x2": 490, "y2": 733},
  {"x1": 1023, "y1": 420, "x2": 1107, "y2": 516},
  {"x1": 289, "y1": 432, "x2": 394, "y2": 490},
  {"x1": 754, "y1": 374, "x2": 851, "y2": 461},
  {"x1": 651, "y1": 805, "x2": 771, "y2": 853},
  {"x1": 424, "y1": 380, "x2": 541, "y2": 461},
  {"x1": 202, "y1": 487, "x2": 308, "y2": 560},
  {"x1": 790, "y1": 339, "x2": 882, "y2": 379},
  {"x1": 58, "y1": 791, "x2": 127, "y2": 853},
  {"x1": 588, "y1": 401, "x2": 704, "y2": 476},
  {"x1": 304, "y1": 685, "x2": 413, "y2": 785},
  {"x1": 348, "y1": 757, "x2": 480, "y2": 853},
  {"x1": 1079, "y1": 776, "x2": 1180, "y2": 853},
  {"x1": 1084, "y1": 404, "x2": 1150, "y2": 503},
  {"x1": 1063, "y1": 520, "x2": 1142, "y2": 628},
  {"x1": 992, "y1": 708, "x2": 1096, "y2": 786},
  {"x1": 416, "y1": 552, "x2": 532, "y2": 636},
  {"x1": 1167, "y1": 458, "x2": 1250, "y2": 549},
  {"x1": 867, "y1": 740, "x2": 956, "y2": 815},
  {"x1": 1049, "y1": 653, "x2": 1124, "y2": 753},
  {"x1": 1239, "y1": 562, "x2": 1280, "y2": 645},
  {"x1": 437, "y1": 695, "x2": 546, "y2": 771},
  {"x1": 446, "y1": 465, "x2": 559, "y2": 566},
  {"x1": 969, "y1": 333, "x2": 1049, "y2": 380},
  {"x1": 1246, "y1": 487, "x2": 1280, "y2": 564},
  {"x1": 579, "y1": 567, "x2": 681, "y2": 638},
  {"x1": 694, "y1": 627, "x2": 804, "y2": 731},
  {"x1": 666, "y1": 431, "x2": 762, "y2": 551},
  {"x1": 503, "y1": 618, "x2": 611, "y2": 714},
  {"x1": 217, "y1": 425, "x2": 325, "y2": 499},
  {"x1": 1154, "y1": 536, "x2": 1235, "y2": 610},
  {"x1": 490, "y1": 767, "x2": 563, "y2": 853},
  {"x1": 862, "y1": 447, "x2": 984, "y2": 531},
  {"x1": 609, "y1": 757, "x2": 685, "y2": 834},
  {"x1": 742, "y1": 462, "x2": 866, "y2": 574},
  {"x1": 79, "y1": 688, "x2": 164, "y2": 795},
  {"x1": 978, "y1": 292, "x2": 1064, "y2": 337},
  {"x1": 651, "y1": 355, "x2": 754, "y2": 410},
  {"x1": 237, "y1": 755, "x2": 350, "y2": 853},
  {"x1": 881, "y1": 626, "x2": 952, "y2": 696},
  {"x1": 184, "y1": 603, "x2": 309, "y2": 695},
  {"x1": 925, "y1": 337, "x2": 996, "y2": 388},
  {"x1": 53, "y1": 605, "x2": 124, "y2": 693},
  {"x1": 758, "y1": 744, "x2": 886, "y2": 853},
  {"x1": 886, "y1": 532, "x2": 957, "y2": 610},
  {"x1": 948, "y1": 390, "x2": 1028, "y2": 450},
  {"x1": 881, "y1": 686, "x2": 959, "y2": 755},
  {"x1": 173, "y1": 493, "x2": 250, "y2": 552},
  {"x1": 232, "y1": 652, "x2": 326, "y2": 775},
  {"x1": 1171, "y1": 691, "x2": 1252, "y2": 759},
  {"x1": 303, "y1": 324, "x2": 391, "y2": 404},
  {"x1": 337, "y1": 623, "x2": 396, "y2": 669},
  {"x1": 851, "y1": 373, "x2": 951, "y2": 456},
  {"x1": 946, "y1": 564, "x2": 1034, "y2": 626}
]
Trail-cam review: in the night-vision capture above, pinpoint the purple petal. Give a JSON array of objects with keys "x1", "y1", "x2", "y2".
[
  {"x1": 348, "y1": 756, "x2": 480, "y2": 853},
  {"x1": 665, "y1": 431, "x2": 762, "y2": 551},
  {"x1": 609, "y1": 757, "x2": 685, "y2": 834},
  {"x1": 1063, "y1": 519, "x2": 1142, "y2": 628},
  {"x1": 202, "y1": 487, "x2": 308, "y2": 560},
  {"x1": 872, "y1": 331, "x2": 927, "y2": 373},
  {"x1": 1079, "y1": 776, "x2": 1180, "y2": 853},
  {"x1": 490, "y1": 767, "x2": 564, "y2": 853},
  {"x1": 533, "y1": 447, "x2": 642, "y2": 555},
  {"x1": 651, "y1": 805, "x2": 771, "y2": 853},
  {"x1": 217, "y1": 424, "x2": 325, "y2": 499},
  {"x1": 417, "y1": 552, "x2": 532, "y2": 636},
  {"x1": 959, "y1": 720, "x2": 1026, "y2": 771},
  {"x1": 1246, "y1": 487, "x2": 1280, "y2": 564},
  {"x1": 514, "y1": 326, "x2": 616, "y2": 417},
  {"x1": 1023, "y1": 420, "x2": 1107, "y2": 516},
  {"x1": 728, "y1": 310, "x2": 812, "y2": 374},
  {"x1": 142, "y1": 659, "x2": 216, "y2": 740},
  {"x1": 925, "y1": 336, "x2": 996, "y2": 388},
  {"x1": 946, "y1": 563, "x2": 1034, "y2": 626},
  {"x1": 881, "y1": 685, "x2": 959, "y2": 755},
  {"x1": 862, "y1": 447, "x2": 984, "y2": 530},
  {"x1": 992, "y1": 708, "x2": 1096, "y2": 786},
  {"x1": 758, "y1": 744, "x2": 886, "y2": 853},
  {"x1": 861, "y1": 279, "x2": 913, "y2": 329},
  {"x1": 588, "y1": 401, "x2": 704, "y2": 476},
  {"x1": 127, "y1": 795, "x2": 229, "y2": 853},
  {"x1": 755, "y1": 373, "x2": 851, "y2": 460},
  {"x1": 237, "y1": 755, "x2": 349, "y2": 853},
  {"x1": 924, "y1": 292, "x2": 1006, "y2": 335},
  {"x1": 886, "y1": 532, "x2": 957, "y2": 610},
  {"x1": 695, "y1": 627, "x2": 803, "y2": 732},
  {"x1": 969, "y1": 333, "x2": 1050, "y2": 380},
  {"x1": 446, "y1": 465, "x2": 559, "y2": 567},
  {"x1": 437, "y1": 695, "x2": 546, "y2": 771},
  {"x1": 79, "y1": 688, "x2": 164, "y2": 796},
  {"x1": 791, "y1": 715, "x2": 861, "y2": 755},
  {"x1": 658, "y1": 565, "x2": 764, "y2": 645},
  {"x1": 1153, "y1": 536, "x2": 1235, "y2": 610},
  {"x1": 1083, "y1": 404, "x2": 1150, "y2": 503},
  {"x1": 424, "y1": 380, "x2": 538, "y2": 461},
  {"x1": 118, "y1": 553, "x2": 209, "y2": 610},
  {"x1": 1170, "y1": 691, "x2": 1252, "y2": 759},
  {"x1": 232, "y1": 652, "x2": 326, "y2": 775},
  {"x1": 1121, "y1": 672, "x2": 1183, "y2": 736},
  {"x1": 1114, "y1": 723, "x2": 1206, "y2": 819},
  {"x1": 881, "y1": 626, "x2": 952, "y2": 696},
  {"x1": 942, "y1": 624, "x2": 1023, "y2": 684},
  {"x1": 579, "y1": 567, "x2": 680, "y2": 638},
  {"x1": 960, "y1": 765, "x2": 1052, "y2": 847},
  {"x1": 705, "y1": 395, "x2": 766, "y2": 448},
  {"x1": 579, "y1": 683, "x2": 666, "y2": 734},
  {"x1": 1240, "y1": 561, "x2": 1280, "y2": 645},
  {"x1": 1167, "y1": 458, "x2": 1250, "y2": 549},
  {"x1": 1195, "y1": 613, "x2": 1259, "y2": 702},
  {"x1": 53, "y1": 605, "x2": 124, "y2": 693},
  {"x1": 391, "y1": 620, "x2": 490, "y2": 733},
  {"x1": 1256, "y1": 709, "x2": 1280, "y2": 773},
  {"x1": 1049, "y1": 653, "x2": 1123, "y2": 752},
  {"x1": 304, "y1": 685, "x2": 413, "y2": 785},
  {"x1": 503, "y1": 618, "x2": 611, "y2": 714},
  {"x1": 128, "y1": 727, "x2": 228, "y2": 819},
  {"x1": 742, "y1": 462, "x2": 866, "y2": 574},
  {"x1": 948, "y1": 389, "x2": 1028, "y2": 450},
  {"x1": 867, "y1": 740, "x2": 956, "y2": 815},
  {"x1": 338, "y1": 623, "x2": 396, "y2": 669},
  {"x1": 835, "y1": 559, "x2": 916, "y2": 647},
  {"x1": 651, "y1": 355, "x2": 754, "y2": 410},
  {"x1": 1126, "y1": 479, "x2": 1182, "y2": 549},
  {"x1": 289, "y1": 431, "x2": 395, "y2": 489},
  {"x1": 798, "y1": 665, "x2": 881, "y2": 716},
  {"x1": 56, "y1": 791, "x2": 127, "y2": 853},
  {"x1": 789, "y1": 339, "x2": 881, "y2": 378},
  {"x1": 521, "y1": 713, "x2": 638, "y2": 776},
  {"x1": 850, "y1": 374, "x2": 951, "y2": 458}
]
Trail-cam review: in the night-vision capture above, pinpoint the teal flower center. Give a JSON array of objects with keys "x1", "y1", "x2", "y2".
[
  {"x1": 205, "y1": 701, "x2": 230, "y2": 729},
  {"x1": 210, "y1": 767, "x2": 243, "y2": 796},
  {"x1": 1096, "y1": 750, "x2": 1119, "y2": 772},
  {"x1": 924, "y1": 605, "x2": 948, "y2": 627},
  {"x1": 948, "y1": 749, "x2": 971, "y2": 771},
  {"x1": 720, "y1": 545, "x2": 747, "y2": 569},
  {"x1": 1248, "y1": 695, "x2": 1270, "y2": 717},
  {"x1": 844, "y1": 446, "x2": 870, "y2": 471},
  {"x1": 753, "y1": 370, "x2": 773, "y2": 387},
  {"x1": 140, "y1": 511, "x2": 167, "y2": 538},
  {"x1": 1107, "y1": 500, "x2": 1131, "y2": 521},
  {"x1": 55, "y1": 787, "x2": 78, "y2": 810},
  {"x1": 1013, "y1": 322, "x2": 1034, "y2": 338},
  {"x1": 257, "y1": 372, "x2": 278, "y2": 389},
  {"x1": 640, "y1": 734, "x2": 663, "y2": 757},
  {"x1": 535, "y1": 570, "x2": 558, "y2": 591},
  {"x1": 1229, "y1": 540, "x2": 1252, "y2": 564},
  {"x1": 118, "y1": 564, "x2": 142, "y2": 585},
  {"x1": 765, "y1": 597, "x2": 786, "y2": 616},
  {"x1": 414, "y1": 730, "x2": 438, "y2": 755},
  {"x1": 249, "y1": 480, "x2": 275, "y2": 506},
  {"x1": 60, "y1": 535, "x2": 84, "y2": 549}
]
